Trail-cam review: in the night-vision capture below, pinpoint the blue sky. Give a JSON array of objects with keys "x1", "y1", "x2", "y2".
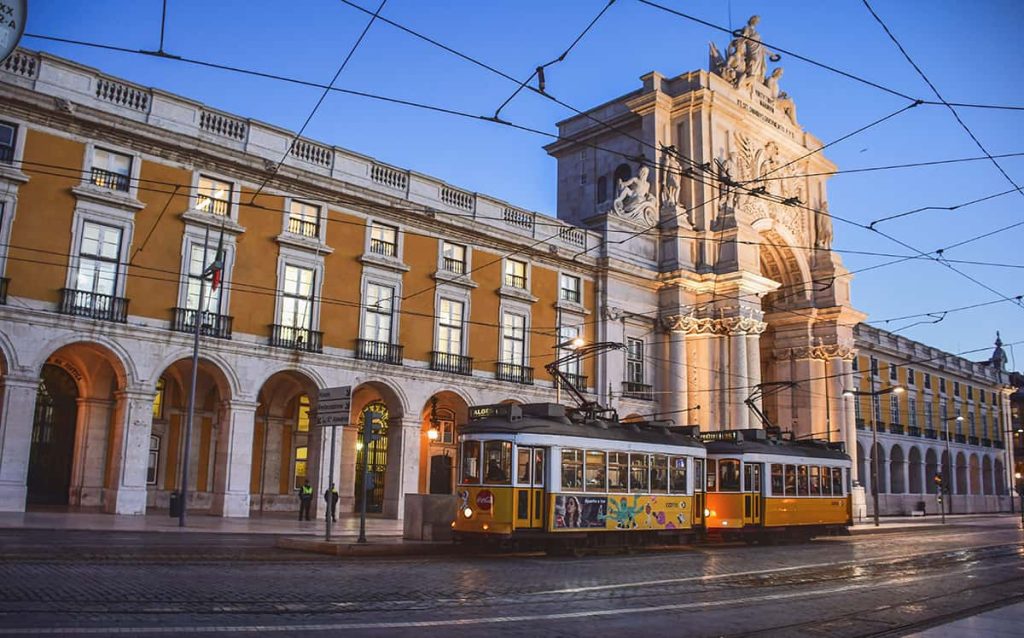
[{"x1": 21, "y1": 0, "x2": 1024, "y2": 366}]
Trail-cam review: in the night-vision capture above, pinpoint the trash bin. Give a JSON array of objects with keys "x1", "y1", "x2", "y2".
[{"x1": 169, "y1": 491, "x2": 182, "y2": 518}]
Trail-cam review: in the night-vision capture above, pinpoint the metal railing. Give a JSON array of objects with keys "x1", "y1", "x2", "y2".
[
  {"x1": 171, "y1": 308, "x2": 233, "y2": 339},
  {"x1": 269, "y1": 324, "x2": 323, "y2": 353},
  {"x1": 0, "y1": 277, "x2": 7, "y2": 304},
  {"x1": 356, "y1": 339, "x2": 403, "y2": 365},
  {"x1": 287, "y1": 217, "x2": 319, "y2": 238},
  {"x1": 968, "y1": 436, "x2": 980, "y2": 446},
  {"x1": 90, "y1": 167, "x2": 130, "y2": 192},
  {"x1": 59, "y1": 288, "x2": 129, "y2": 322},
  {"x1": 196, "y1": 194, "x2": 230, "y2": 216},
  {"x1": 0, "y1": 145, "x2": 13, "y2": 164},
  {"x1": 430, "y1": 351, "x2": 472, "y2": 376},
  {"x1": 924, "y1": 429, "x2": 938, "y2": 439},
  {"x1": 888, "y1": 424, "x2": 905, "y2": 435},
  {"x1": 369, "y1": 238, "x2": 396, "y2": 257},
  {"x1": 855, "y1": 418, "x2": 866, "y2": 429},
  {"x1": 622, "y1": 381, "x2": 653, "y2": 401},
  {"x1": 954, "y1": 434, "x2": 967, "y2": 444},
  {"x1": 442, "y1": 257, "x2": 466, "y2": 274},
  {"x1": 504, "y1": 273, "x2": 526, "y2": 289},
  {"x1": 981, "y1": 438, "x2": 992, "y2": 447},
  {"x1": 558, "y1": 373, "x2": 588, "y2": 392},
  {"x1": 496, "y1": 362, "x2": 533, "y2": 385},
  {"x1": 907, "y1": 426, "x2": 922, "y2": 437}
]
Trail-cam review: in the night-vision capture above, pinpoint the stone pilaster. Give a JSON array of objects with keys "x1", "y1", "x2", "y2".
[
  {"x1": 211, "y1": 399, "x2": 259, "y2": 518},
  {"x1": 0, "y1": 374, "x2": 41, "y2": 512},
  {"x1": 69, "y1": 397, "x2": 113, "y2": 507},
  {"x1": 103, "y1": 387, "x2": 156, "y2": 515}
]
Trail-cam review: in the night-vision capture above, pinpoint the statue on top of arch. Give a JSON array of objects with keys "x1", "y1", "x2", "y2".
[{"x1": 709, "y1": 15, "x2": 797, "y2": 124}]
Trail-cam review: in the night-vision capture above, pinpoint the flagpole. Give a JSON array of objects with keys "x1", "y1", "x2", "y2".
[{"x1": 179, "y1": 223, "x2": 210, "y2": 527}]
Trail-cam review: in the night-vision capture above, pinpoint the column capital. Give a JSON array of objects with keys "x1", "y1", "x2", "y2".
[
  {"x1": 0, "y1": 373, "x2": 40, "y2": 390},
  {"x1": 662, "y1": 312, "x2": 766, "y2": 335}
]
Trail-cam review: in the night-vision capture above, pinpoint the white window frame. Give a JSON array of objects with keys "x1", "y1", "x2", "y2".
[
  {"x1": 559, "y1": 273, "x2": 582, "y2": 304},
  {"x1": 503, "y1": 258, "x2": 529, "y2": 290},
  {"x1": 273, "y1": 251, "x2": 324, "y2": 333},
  {"x1": 65, "y1": 210, "x2": 133, "y2": 299},
  {"x1": 361, "y1": 281, "x2": 397, "y2": 344},
  {"x1": 557, "y1": 321, "x2": 583, "y2": 378},
  {"x1": 0, "y1": 118, "x2": 28, "y2": 275},
  {"x1": 193, "y1": 174, "x2": 235, "y2": 218},
  {"x1": 889, "y1": 394, "x2": 900, "y2": 425},
  {"x1": 359, "y1": 267, "x2": 403, "y2": 347},
  {"x1": 908, "y1": 396, "x2": 917, "y2": 428},
  {"x1": 176, "y1": 228, "x2": 236, "y2": 315},
  {"x1": 82, "y1": 142, "x2": 142, "y2": 199},
  {"x1": 435, "y1": 297, "x2": 467, "y2": 357},
  {"x1": 283, "y1": 196, "x2": 327, "y2": 244},
  {"x1": 626, "y1": 337, "x2": 645, "y2": 384},
  {"x1": 439, "y1": 240, "x2": 469, "y2": 275},
  {"x1": 499, "y1": 306, "x2": 530, "y2": 367},
  {"x1": 368, "y1": 221, "x2": 400, "y2": 258}
]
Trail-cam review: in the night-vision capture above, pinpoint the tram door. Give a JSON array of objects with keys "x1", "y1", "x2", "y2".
[
  {"x1": 743, "y1": 463, "x2": 763, "y2": 526},
  {"x1": 514, "y1": 447, "x2": 546, "y2": 529},
  {"x1": 693, "y1": 458, "x2": 704, "y2": 527}
]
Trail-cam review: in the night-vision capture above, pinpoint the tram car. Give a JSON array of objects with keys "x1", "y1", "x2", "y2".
[
  {"x1": 453, "y1": 402, "x2": 707, "y2": 552},
  {"x1": 702, "y1": 429, "x2": 853, "y2": 542}
]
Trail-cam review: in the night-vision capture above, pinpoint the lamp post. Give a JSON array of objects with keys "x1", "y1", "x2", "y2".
[
  {"x1": 1015, "y1": 472, "x2": 1023, "y2": 524},
  {"x1": 941, "y1": 414, "x2": 963, "y2": 518},
  {"x1": 843, "y1": 385, "x2": 905, "y2": 527}
]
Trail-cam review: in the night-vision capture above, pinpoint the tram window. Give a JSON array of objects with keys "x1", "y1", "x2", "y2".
[
  {"x1": 771, "y1": 464, "x2": 784, "y2": 495},
  {"x1": 694, "y1": 459, "x2": 704, "y2": 491},
  {"x1": 562, "y1": 448, "x2": 583, "y2": 490},
  {"x1": 831, "y1": 467, "x2": 844, "y2": 496},
  {"x1": 797, "y1": 465, "x2": 809, "y2": 496},
  {"x1": 810, "y1": 466, "x2": 821, "y2": 496},
  {"x1": 669, "y1": 457, "x2": 688, "y2": 494},
  {"x1": 517, "y1": 448, "x2": 531, "y2": 483},
  {"x1": 744, "y1": 463, "x2": 761, "y2": 493},
  {"x1": 483, "y1": 440, "x2": 512, "y2": 484},
  {"x1": 821, "y1": 467, "x2": 832, "y2": 496},
  {"x1": 718, "y1": 459, "x2": 740, "y2": 492},
  {"x1": 461, "y1": 441, "x2": 481, "y2": 484},
  {"x1": 785, "y1": 465, "x2": 796, "y2": 496},
  {"x1": 705, "y1": 459, "x2": 717, "y2": 492},
  {"x1": 651, "y1": 455, "x2": 668, "y2": 493},
  {"x1": 585, "y1": 450, "x2": 607, "y2": 491},
  {"x1": 608, "y1": 452, "x2": 628, "y2": 491},
  {"x1": 629, "y1": 454, "x2": 649, "y2": 492},
  {"x1": 533, "y1": 448, "x2": 545, "y2": 486}
]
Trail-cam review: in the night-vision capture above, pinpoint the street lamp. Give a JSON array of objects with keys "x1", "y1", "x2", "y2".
[
  {"x1": 940, "y1": 414, "x2": 964, "y2": 519},
  {"x1": 843, "y1": 385, "x2": 905, "y2": 527},
  {"x1": 1015, "y1": 472, "x2": 1024, "y2": 524}
]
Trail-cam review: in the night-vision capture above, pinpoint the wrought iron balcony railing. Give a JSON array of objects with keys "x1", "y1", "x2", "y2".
[
  {"x1": 954, "y1": 434, "x2": 967, "y2": 444},
  {"x1": 171, "y1": 308, "x2": 233, "y2": 339},
  {"x1": 924, "y1": 429, "x2": 938, "y2": 439},
  {"x1": 356, "y1": 339, "x2": 403, "y2": 365},
  {"x1": 968, "y1": 436, "x2": 980, "y2": 446},
  {"x1": 504, "y1": 273, "x2": 527, "y2": 289},
  {"x1": 558, "y1": 373, "x2": 588, "y2": 392},
  {"x1": 0, "y1": 145, "x2": 13, "y2": 164},
  {"x1": 622, "y1": 381, "x2": 653, "y2": 401},
  {"x1": 442, "y1": 257, "x2": 466, "y2": 274},
  {"x1": 908, "y1": 426, "x2": 922, "y2": 437},
  {"x1": 0, "y1": 277, "x2": 8, "y2": 304},
  {"x1": 855, "y1": 418, "x2": 866, "y2": 430},
  {"x1": 430, "y1": 351, "x2": 473, "y2": 375},
  {"x1": 888, "y1": 423, "x2": 905, "y2": 435},
  {"x1": 496, "y1": 362, "x2": 533, "y2": 385},
  {"x1": 59, "y1": 288, "x2": 129, "y2": 322},
  {"x1": 269, "y1": 324, "x2": 323, "y2": 353},
  {"x1": 287, "y1": 217, "x2": 319, "y2": 237},
  {"x1": 90, "y1": 167, "x2": 130, "y2": 192},
  {"x1": 196, "y1": 194, "x2": 230, "y2": 216},
  {"x1": 369, "y1": 238, "x2": 397, "y2": 257},
  {"x1": 981, "y1": 438, "x2": 992, "y2": 447}
]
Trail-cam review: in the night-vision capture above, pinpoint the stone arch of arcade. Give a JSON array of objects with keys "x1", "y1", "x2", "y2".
[
  {"x1": 346, "y1": 380, "x2": 407, "y2": 518},
  {"x1": 417, "y1": 390, "x2": 470, "y2": 496}
]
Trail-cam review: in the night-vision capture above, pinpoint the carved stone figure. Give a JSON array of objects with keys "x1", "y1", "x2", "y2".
[
  {"x1": 659, "y1": 145, "x2": 680, "y2": 206},
  {"x1": 815, "y1": 202, "x2": 834, "y2": 249},
  {"x1": 767, "y1": 68, "x2": 783, "y2": 99},
  {"x1": 738, "y1": 15, "x2": 767, "y2": 89},
  {"x1": 611, "y1": 165, "x2": 656, "y2": 224}
]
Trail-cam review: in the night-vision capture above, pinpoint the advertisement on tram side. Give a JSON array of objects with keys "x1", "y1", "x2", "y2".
[{"x1": 553, "y1": 494, "x2": 691, "y2": 531}]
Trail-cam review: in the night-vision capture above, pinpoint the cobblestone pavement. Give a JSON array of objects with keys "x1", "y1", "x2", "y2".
[{"x1": 0, "y1": 518, "x2": 1021, "y2": 637}]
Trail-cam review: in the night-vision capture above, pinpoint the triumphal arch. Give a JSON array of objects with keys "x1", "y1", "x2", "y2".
[{"x1": 546, "y1": 16, "x2": 865, "y2": 475}]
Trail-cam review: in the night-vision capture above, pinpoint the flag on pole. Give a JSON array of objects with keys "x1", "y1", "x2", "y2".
[{"x1": 202, "y1": 227, "x2": 225, "y2": 291}]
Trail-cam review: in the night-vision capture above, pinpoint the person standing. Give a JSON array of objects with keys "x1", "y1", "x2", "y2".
[
  {"x1": 324, "y1": 483, "x2": 340, "y2": 523},
  {"x1": 298, "y1": 480, "x2": 313, "y2": 521}
]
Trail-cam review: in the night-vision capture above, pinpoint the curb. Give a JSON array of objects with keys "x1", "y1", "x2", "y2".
[{"x1": 276, "y1": 536, "x2": 461, "y2": 557}]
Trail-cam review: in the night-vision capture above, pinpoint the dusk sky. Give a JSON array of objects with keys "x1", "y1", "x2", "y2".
[{"x1": 21, "y1": 0, "x2": 1024, "y2": 367}]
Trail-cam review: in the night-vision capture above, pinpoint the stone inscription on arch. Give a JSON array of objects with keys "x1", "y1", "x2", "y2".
[{"x1": 46, "y1": 356, "x2": 83, "y2": 382}]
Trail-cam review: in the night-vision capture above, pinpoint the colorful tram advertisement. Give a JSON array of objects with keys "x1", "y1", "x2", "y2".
[
  {"x1": 702, "y1": 429, "x2": 853, "y2": 542},
  {"x1": 453, "y1": 403, "x2": 706, "y2": 552}
]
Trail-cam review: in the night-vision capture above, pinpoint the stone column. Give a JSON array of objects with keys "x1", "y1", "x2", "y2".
[
  {"x1": 1000, "y1": 390, "x2": 1014, "y2": 506},
  {"x1": 0, "y1": 374, "x2": 41, "y2": 512},
  {"x1": 666, "y1": 328, "x2": 687, "y2": 420},
  {"x1": 211, "y1": 399, "x2": 258, "y2": 517},
  {"x1": 745, "y1": 333, "x2": 763, "y2": 418},
  {"x1": 103, "y1": 387, "x2": 157, "y2": 515},
  {"x1": 730, "y1": 331, "x2": 749, "y2": 429},
  {"x1": 381, "y1": 418, "x2": 420, "y2": 520},
  {"x1": 70, "y1": 397, "x2": 113, "y2": 507}
]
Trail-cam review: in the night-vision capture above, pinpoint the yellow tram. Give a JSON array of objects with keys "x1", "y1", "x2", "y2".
[
  {"x1": 703, "y1": 429, "x2": 853, "y2": 542},
  {"x1": 453, "y1": 402, "x2": 707, "y2": 551}
]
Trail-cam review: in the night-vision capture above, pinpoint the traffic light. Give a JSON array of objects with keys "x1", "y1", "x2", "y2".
[{"x1": 933, "y1": 473, "x2": 943, "y2": 489}]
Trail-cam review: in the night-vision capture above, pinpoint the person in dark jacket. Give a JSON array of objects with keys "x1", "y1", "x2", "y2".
[{"x1": 324, "y1": 484, "x2": 340, "y2": 522}]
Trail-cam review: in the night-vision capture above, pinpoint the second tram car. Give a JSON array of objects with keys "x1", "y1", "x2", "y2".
[
  {"x1": 703, "y1": 429, "x2": 853, "y2": 542},
  {"x1": 453, "y1": 402, "x2": 707, "y2": 552}
]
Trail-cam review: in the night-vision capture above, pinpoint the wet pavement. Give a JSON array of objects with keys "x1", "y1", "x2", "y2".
[{"x1": 0, "y1": 515, "x2": 1020, "y2": 636}]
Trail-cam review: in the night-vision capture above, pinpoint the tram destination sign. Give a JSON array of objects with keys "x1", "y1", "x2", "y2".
[{"x1": 316, "y1": 385, "x2": 351, "y2": 427}]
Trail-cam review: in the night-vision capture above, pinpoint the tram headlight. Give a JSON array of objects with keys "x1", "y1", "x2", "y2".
[
  {"x1": 463, "y1": 507, "x2": 473, "y2": 518},
  {"x1": 703, "y1": 508, "x2": 711, "y2": 517}
]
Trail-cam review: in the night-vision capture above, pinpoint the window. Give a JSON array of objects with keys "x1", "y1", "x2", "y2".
[
  {"x1": 441, "y1": 241, "x2": 466, "y2": 274},
  {"x1": 979, "y1": 389, "x2": 985, "y2": 403},
  {"x1": 908, "y1": 396, "x2": 917, "y2": 427},
  {"x1": 889, "y1": 363, "x2": 898, "y2": 381},
  {"x1": 831, "y1": 468, "x2": 844, "y2": 496},
  {"x1": 626, "y1": 338, "x2": 644, "y2": 384},
  {"x1": 585, "y1": 450, "x2": 606, "y2": 491},
  {"x1": 924, "y1": 373, "x2": 932, "y2": 390},
  {"x1": 785, "y1": 465, "x2": 796, "y2": 495},
  {"x1": 608, "y1": 452, "x2": 628, "y2": 491},
  {"x1": 369, "y1": 223, "x2": 397, "y2": 257},
  {"x1": 91, "y1": 148, "x2": 131, "y2": 192},
  {"x1": 461, "y1": 441, "x2": 481, "y2": 483},
  {"x1": 500, "y1": 312, "x2": 526, "y2": 365},
  {"x1": 297, "y1": 395, "x2": 310, "y2": 433},
  {"x1": 185, "y1": 243, "x2": 223, "y2": 314},
  {"x1": 907, "y1": 368, "x2": 915, "y2": 386},
  {"x1": 504, "y1": 259, "x2": 527, "y2": 289},
  {"x1": 854, "y1": 394, "x2": 862, "y2": 421},
  {"x1": 940, "y1": 402, "x2": 948, "y2": 425},
  {"x1": 280, "y1": 265, "x2": 315, "y2": 330},
  {"x1": 196, "y1": 176, "x2": 232, "y2": 216},
  {"x1": 76, "y1": 221, "x2": 122, "y2": 298},
  {"x1": 0, "y1": 121, "x2": 16, "y2": 163},
  {"x1": 651, "y1": 455, "x2": 668, "y2": 493},
  {"x1": 629, "y1": 454, "x2": 649, "y2": 492},
  {"x1": 562, "y1": 450, "x2": 582, "y2": 489},
  {"x1": 967, "y1": 386, "x2": 973, "y2": 401},
  {"x1": 436, "y1": 408, "x2": 456, "y2": 445},
  {"x1": 559, "y1": 274, "x2": 581, "y2": 303},
  {"x1": 437, "y1": 299, "x2": 464, "y2": 355},
  {"x1": 669, "y1": 457, "x2": 688, "y2": 494},
  {"x1": 810, "y1": 466, "x2": 821, "y2": 495},
  {"x1": 939, "y1": 378, "x2": 946, "y2": 394},
  {"x1": 293, "y1": 446, "x2": 307, "y2": 490},
  {"x1": 925, "y1": 400, "x2": 934, "y2": 430},
  {"x1": 771, "y1": 464, "x2": 784, "y2": 495},
  {"x1": 954, "y1": 381, "x2": 960, "y2": 397},
  {"x1": 969, "y1": 412, "x2": 976, "y2": 436},
  {"x1": 872, "y1": 394, "x2": 882, "y2": 424},
  {"x1": 870, "y1": 357, "x2": 879, "y2": 377},
  {"x1": 797, "y1": 465, "x2": 809, "y2": 496},
  {"x1": 152, "y1": 378, "x2": 165, "y2": 420},
  {"x1": 852, "y1": 356, "x2": 859, "y2": 371},
  {"x1": 718, "y1": 459, "x2": 741, "y2": 491},
  {"x1": 483, "y1": 441, "x2": 511, "y2": 484},
  {"x1": 147, "y1": 435, "x2": 160, "y2": 485},
  {"x1": 288, "y1": 200, "x2": 320, "y2": 238},
  {"x1": 363, "y1": 283, "x2": 395, "y2": 343},
  {"x1": 890, "y1": 395, "x2": 900, "y2": 425},
  {"x1": 557, "y1": 323, "x2": 582, "y2": 378}
]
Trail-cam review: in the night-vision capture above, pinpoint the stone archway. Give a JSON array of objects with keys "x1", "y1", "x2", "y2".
[
  {"x1": 924, "y1": 448, "x2": 938, "y2": 495},
  {"x1": 908, "y1": 446, "x2": 923, "y2": 494},
  {"x1": 870, "y1": 443, "x2": 887, "y2": 495},
  {"x1": 889, "y1": 445, "x2": 905, "y2": 494},
  {"x1": 27, "y1": 364, "x2": 79, "y2": 505},
  {"x1": 347, "y1": 381, "x2": 407, "y2": 518},
  {"x1": 982, "y1": 456, "x2": 993, "y2": 495},
  {"x1": 955, "y1": 452, "x2": 968, "y2": 495},
  {"x1": 969, "y1": 454, "x2": 981, "y2": 496},
  {"x1": 418, "y1": 391, "x2": 469, "y2": 496}
]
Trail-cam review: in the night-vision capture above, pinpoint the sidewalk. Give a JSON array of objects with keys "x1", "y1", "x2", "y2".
[
  {"x1": 849, "y1": 512, "x2": 1017, "y2": 535},
  {"x1": 905, "y1": 601, "x2": 1024, "y2": 637}
]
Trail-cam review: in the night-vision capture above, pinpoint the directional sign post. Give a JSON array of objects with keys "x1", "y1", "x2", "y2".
[{"x1": 317, "y1": 386, "x2": 350, "y2": 542}]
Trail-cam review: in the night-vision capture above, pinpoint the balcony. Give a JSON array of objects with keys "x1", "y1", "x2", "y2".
[
  {"x1": 369, "y1": 238, "x2": 397, "y2": 257},
  {"x1": 994, "y1": 440, "x2": 1005, "y2": 449},
  {"x1": 356, "y1": 339, "x2": 403, "y2": 365},
  {"x1": 875, "y1": 422, "x2": 887, "y2": 433},
  {"x1": 196, "y1": 194, "x2": 230, "y2": 216},
  {"x1": 888, "y1": 423, "x2": 905, "y2": 435},
  {"x1": 496, "y1": 362, "x2": 533, "y2": 385},
  {"x1": 504, "y1": 273, "x2": 527, "y2": 289},
  {"x1": 622, "y1": 381, "x2": 653, "y2": 401},
  {"x1": 442, "y1": 257, "x2": 466, "y2": 274},
  {"x1": 954, "y1": 434, "x2": 967, "y2": 444},
  {"x1": 171, "y1": 308, "x2": 233, "y2": 340},
  {"x1": 59, "y1": 288, "x2": 129, "y2": 323},
  {"x1": 908, "y1": 426, "x2": 921, "y2": 437},
  {"x1": 855, "y1": 418, "x2": 866, "y2": 430},
  {"x1": 430, "y1": 351, "x2": 472, "y2": 376},
  {"x1": 924, "y1": 429, "x2": 938, "y2": 439},
  {"x1": 90, "y1": 167, "x2": 130, "y2": 192},
  {"x1": 0, "y1": 145, "x2": 12, "y2": 164},
  {"x1": 982, "y1": 438, "x2": 992, "y2": 447},
  {"x1": 269, "y1": 324, "x2": 323, "y2": 353},
  {"x1": 0, "y1": 277, "x2": 7, "y2": 304},
  {"x1": 557, "y1": 373, "x2": 588, "y2": 392},
  {"x1": 287, "y1": 217, "x2": 319, "y2": 238},
  {"x1": 968, "y1": 436, "x2": 980, "y2": 446}
]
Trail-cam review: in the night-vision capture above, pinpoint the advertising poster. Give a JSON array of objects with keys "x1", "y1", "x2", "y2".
[{"x1": 553, "y1": 495, "x2": 607, "y2": 529}]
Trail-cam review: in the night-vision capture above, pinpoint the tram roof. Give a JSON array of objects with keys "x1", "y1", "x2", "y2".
[
  {"x1": 460, "y1": 403, "x2": 705, "y2": 450},
  {"x1": 704, "y1": 435, "x2": 849, "y2": 461}
]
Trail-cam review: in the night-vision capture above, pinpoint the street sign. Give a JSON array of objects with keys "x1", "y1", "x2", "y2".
[
  {"x1": 316, "y1": 385, "x2": 351, "y2": 427},
  {"x1": 0, "y1": 1, "x2": 27, "y2": 64}
]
